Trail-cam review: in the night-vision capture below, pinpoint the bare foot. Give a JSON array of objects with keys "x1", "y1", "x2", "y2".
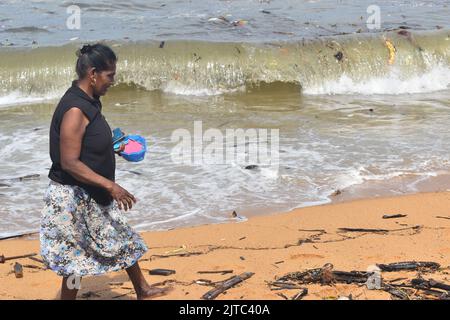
[{"x1": 137, "y1": 286, "x2": 174, "y2": 300}]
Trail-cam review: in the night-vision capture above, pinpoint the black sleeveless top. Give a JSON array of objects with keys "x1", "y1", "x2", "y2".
[{"x1": 48, "y1": 80, "x2": 115, "y2": 205}]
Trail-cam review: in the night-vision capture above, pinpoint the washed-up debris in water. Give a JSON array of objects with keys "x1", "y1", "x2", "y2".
[
  {"x1": 202, "y1": 272, "x2": 254, "y2": 300},
  {"x1": 230, "y1": 210, "x2": 245, "y2": 221},
  {"x1": 0, "y1": 174, "x2": 40, "y2": 183},
  {"x1": 331, "y1": 189, "x2": 342, "y2": 196},
  {"x1": 384, "y1": 39, "x2": 396, "y2": 65},
  {"x1": 334, "y1": 51, "x2": 343, "y2": 61}
]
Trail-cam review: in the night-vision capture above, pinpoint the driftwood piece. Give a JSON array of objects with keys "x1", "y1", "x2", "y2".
[
  {"x1": 202, "y1": 272, "x2": 254, "y2": 300},
  {"x1": 332, "y1": 271, "x2": 371, "y2": 284},
  {"x1": 338, "y1": 227, "x2": 389, "y2": 233},
  {"x1": 411, "y1": 278, "x2": 450, "y2": 291},
  {"x1": 382, "y1": 214, "x2": 407, "y2": 219},
  {"x1": 388, "y1": 282, "x2": 450, "y2": 300},
  {"x1": 435, "y1": 216, "x2": 450, "y2": 220},
  {"x1": 268, "y1": 281, "x2": 307, "y2": 290},
  {"x1": 0, "y1": 253, "x2": 37, "y2": 263},
  {"x1": 149, "y1": 269, "x2": 176, "y2": 276},
  {"x1": 382, "y1": 284, "x2": 410, "y2": 300},
  {"x1": 338, "y1": 225, "x2": 421, "y2": 234},
  {"x1": 279, "y1": 266, "x2": 371, "y2": 285},
  {"x1": 198, "y1": 270, "x2": 233, "y2": 275},
  {"x1": 276, "y1": 292, "x2": 289, "y2": 300},
  {"x1": 195, "y1": 279, "x2": 216, "y2": 287},
  {"x1": 149, "y1": 251, "x2": 203, "y2": 259},
  {"x1": 22, "y1": 264, "x2": 40, "y2": 269},
  {"x1": 28, "y1": 256, "x2": 44, "y2": 264},
  {"x1": 377, "y1": 261, "x2": 440, "y2": 272}
]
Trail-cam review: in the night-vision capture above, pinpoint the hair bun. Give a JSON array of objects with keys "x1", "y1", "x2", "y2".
[{"x1": 80, "y1": 44, "x2": 93, "y2": 55}]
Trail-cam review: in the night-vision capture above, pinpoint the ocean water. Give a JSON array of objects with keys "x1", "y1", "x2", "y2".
[{"x1": 0, "y1": 0, "x2": 449, "y2": 237}]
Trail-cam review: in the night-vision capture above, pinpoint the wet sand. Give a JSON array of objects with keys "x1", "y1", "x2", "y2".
[{"x1": 1, "y1": 192, "x2": 449, "y2": 300}]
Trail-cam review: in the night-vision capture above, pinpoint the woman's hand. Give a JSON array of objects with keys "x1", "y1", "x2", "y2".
[
  {"x1": 114, "y1": 143, "x2": 126, "y2": 155},
  {"x1": 108, "y1": 182, "x2": 137, "y2": 211}
]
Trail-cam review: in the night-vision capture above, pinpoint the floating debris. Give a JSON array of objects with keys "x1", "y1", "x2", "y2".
[
  {"x1": 331, "y1": 189, "x2": 342, "y2": 196},
  {"x1": 384, "y1": 39, "x2": 396, "y2": 65},
  {"x1": 334, "y1": 51, "x2": 343, "y2": 62}
]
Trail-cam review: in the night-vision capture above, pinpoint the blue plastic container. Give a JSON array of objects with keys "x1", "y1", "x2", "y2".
[{"x1": 120, "y1": 135, "x2": 147, "y2": 162}]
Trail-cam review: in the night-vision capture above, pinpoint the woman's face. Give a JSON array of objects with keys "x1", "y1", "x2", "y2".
[{"x1": 92, "y1": 63, "x2": 116, "y2": 96}]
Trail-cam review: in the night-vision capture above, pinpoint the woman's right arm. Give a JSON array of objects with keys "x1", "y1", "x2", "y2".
[{"x1": 59, "y1": 107, "x2": 136, "y2": 211}]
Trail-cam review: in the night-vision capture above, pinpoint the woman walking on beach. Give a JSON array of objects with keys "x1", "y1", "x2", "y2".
[{"x1": 40, "y1": 43, "x2": 171, "y2": 300}]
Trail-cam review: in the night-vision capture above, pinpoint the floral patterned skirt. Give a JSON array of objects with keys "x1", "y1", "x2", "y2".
[{"x1": 40, "y1": 181, "x2": 148, "y2": 277}]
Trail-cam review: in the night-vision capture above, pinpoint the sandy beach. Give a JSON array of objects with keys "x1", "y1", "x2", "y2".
[{"x1": 1, "y1": 191, "x2": 449, "y2": 300}]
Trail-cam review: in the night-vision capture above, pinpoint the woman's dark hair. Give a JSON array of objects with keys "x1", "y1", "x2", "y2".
[{"x1": 75, "y1": 43, "x2": 117, "y2": 78}]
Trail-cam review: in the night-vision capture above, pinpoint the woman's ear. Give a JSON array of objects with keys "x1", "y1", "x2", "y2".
[
  {"x1": 88, "y1": 67, "x2": 97, "y2": 85},
  {"x1": 88, "y1": 67, "x2": 97, "y2": 78}
]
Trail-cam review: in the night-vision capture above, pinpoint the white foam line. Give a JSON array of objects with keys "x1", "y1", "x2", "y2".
[
  {"x1": 0, "y1": 91, "x2": 60, "y2": 108},
  {"x1": 162, "y1": 81, "x2": 245, "y2": 96},
  {"x1": 304, "y1": 65, "x2": 450, "y2": 95},
  {"x1": 132, "y1": 208, "x2": 202, "y2": 228}
]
